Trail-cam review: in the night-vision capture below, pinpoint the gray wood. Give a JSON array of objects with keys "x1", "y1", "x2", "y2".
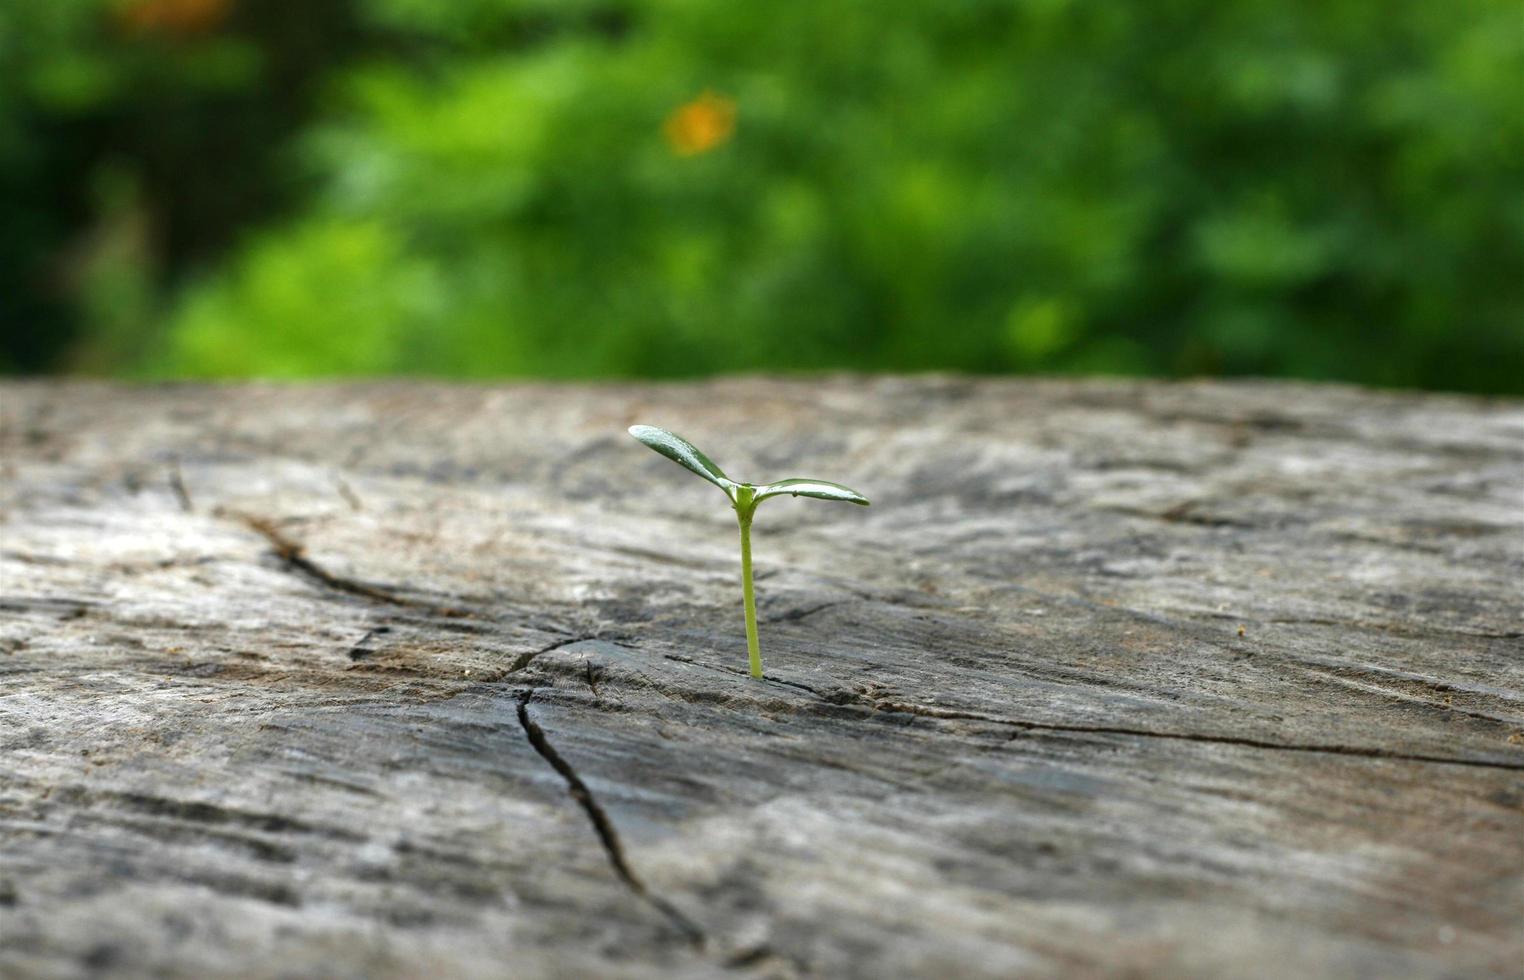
[{"x1": 1, "y1": 377, "x2": 1520, "y2": 979}]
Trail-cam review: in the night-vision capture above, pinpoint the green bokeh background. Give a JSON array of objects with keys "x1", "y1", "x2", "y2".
[{"x1": 3, "y1": 0, "x2": 1521, "y2": 391}]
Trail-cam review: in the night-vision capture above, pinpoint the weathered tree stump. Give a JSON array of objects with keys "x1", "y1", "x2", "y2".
[{"x1": 1, "y1": 377, "x2": 1520, "y2": 978}]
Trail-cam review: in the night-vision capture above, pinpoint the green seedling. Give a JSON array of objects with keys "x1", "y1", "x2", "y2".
[{"x1": 628, "y1": 424, "x2": 869, "y2": 679}]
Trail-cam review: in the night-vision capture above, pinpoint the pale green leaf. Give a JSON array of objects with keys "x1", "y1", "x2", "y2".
[
  {"x1": 754, "y1": 478, "x2": 870, "y2": 506},
  {"x1": 628, "y1": 424, "x2": 735, "y2": 492}
]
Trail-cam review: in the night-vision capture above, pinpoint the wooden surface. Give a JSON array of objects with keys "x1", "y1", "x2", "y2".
[{"x1": 1, "y1": 377, "x2": 1521, "y2": 979}]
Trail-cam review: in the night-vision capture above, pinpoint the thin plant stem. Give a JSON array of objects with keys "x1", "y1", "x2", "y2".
[{"x1": 738, "y1": 510, "x2": 762, "y2": 678}]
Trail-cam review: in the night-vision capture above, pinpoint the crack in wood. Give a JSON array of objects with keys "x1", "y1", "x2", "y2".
[
  {"x1": 167, "y1": 459, "x2": 193, "y2": 513},
  {"x1": 1104, "y1": 501, "x2": 1259, "y2": 529},
  {"x1": 506, "y1": 636, "x2": 597, "y2": 674},
  {"x1": 723, "y1": 943, "x2": 810, "y2": 974},
  {"x1": 1003, "y1": 581, "x2": 1524, "y2": 680},
  {"x1": 1256, "y1": 615, "x2": 1524, "y2": 642},
  {"x1": 333, "y1": 476, "x2": 363, "y2": 511},
  {"x1": 662, "y1": 653, "x2": 1523, "y2": 771},
  {"x1": 515, "y1": 690, "x2": 706, "y2": 948},
  {"x1": 764, "y1": 600, "x2": 843, "y2": 624},
  {"x1": 1277, "y1": 661, "x2": 1521, "y2": 727},
  {"x1": 226, "y1": 510, "x2": 471, "y2": 618},
  {"x1": 346, "y1": 626, "x2": 392, "y2": 661},
  {"x1": 53, "y1": 786, "x2": 368, "y2": 842},
  {"x1": 862, "y1": 698, "x2": 1524, "y2": 771},
  {"x1": 0, "y1": 596, "x2": 93, "y2": 618}
]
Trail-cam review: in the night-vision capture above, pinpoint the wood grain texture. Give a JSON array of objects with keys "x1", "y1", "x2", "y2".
[{"x1": 1, "y1": 377, "x2": 1520, "y2": 979}]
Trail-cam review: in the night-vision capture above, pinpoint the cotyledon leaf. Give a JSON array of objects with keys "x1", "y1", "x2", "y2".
[
  {"x1": 628, "y1": 424, "x2": 736, "y2": 493},
  {"x1": 754, "y1": 478, "x2": 870, "y2": 506}
]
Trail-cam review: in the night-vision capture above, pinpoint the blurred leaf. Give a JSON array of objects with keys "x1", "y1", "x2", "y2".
[{"x1": 1, "y1": 0, "x2": 1519, "y2": 392}]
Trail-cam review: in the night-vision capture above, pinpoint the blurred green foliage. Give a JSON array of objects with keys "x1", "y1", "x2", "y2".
[{"x1": 3, "y1": 0, "x2": 1521, "y2": 391}]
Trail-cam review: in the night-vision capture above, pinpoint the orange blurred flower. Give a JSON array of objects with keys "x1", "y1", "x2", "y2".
[
  {"x1": 664, "y1": 91, "x2": 737, "y2": 157},
  {"x1": 118, "y1": 0, "x2": 231, "y2": 37}
]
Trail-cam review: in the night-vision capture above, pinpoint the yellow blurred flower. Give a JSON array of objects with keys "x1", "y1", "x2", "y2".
[{"x1": 664, "y1": 91, "x2": 737, "y2": 157}]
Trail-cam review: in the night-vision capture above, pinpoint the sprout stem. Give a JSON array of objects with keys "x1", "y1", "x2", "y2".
[{"x1": 736, "y1": 500, "x2": 762, "y2": 679}]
